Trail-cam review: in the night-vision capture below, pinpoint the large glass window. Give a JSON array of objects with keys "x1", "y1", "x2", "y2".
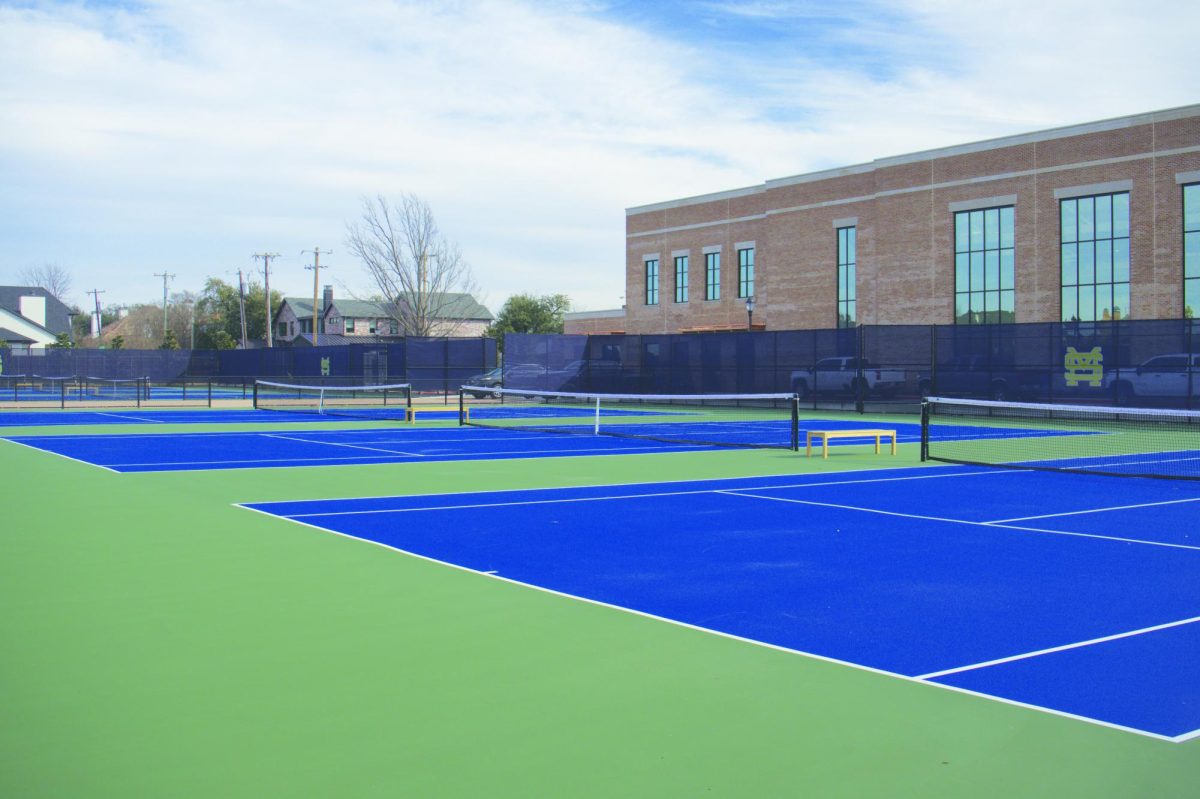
[
  {"x1": 705, "y1": 252, "x2": 720, "y2": 300},
  {"x1": 674, "y1": 255, "x2": 689, "y2": 303},
  {"x1": 955, "y1": 206, "x2": 1014, "y2": 324},
  {"x1": 737, "y1": 247, "x2": 754, "y2": 298},
  {"x1": 1186, "y1": 183, "x2": 1199, "y2": 318},
  {"x1": 1061, "y1": 192, "x2": 1129, "y2": 322},
  {"x1": 644, "y1": 258, "x2": 659, "y2": 305},
  {"x1": 837, "y1": 227, "x2": 856, "y2": 327}
]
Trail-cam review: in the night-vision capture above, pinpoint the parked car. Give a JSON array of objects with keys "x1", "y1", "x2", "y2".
[
  {"x1": 1106, "y1": 353, "x2": 1200, "y2": 404},
  {"x1": 460, "y1": 364, "x2": 548, "y2": 397},
  {"x1": 917, "y1": 355, "x2": 1048, "y2": 402},
  {"x1": 790, "y1": 357, "x2": 905, "y2": 400}
]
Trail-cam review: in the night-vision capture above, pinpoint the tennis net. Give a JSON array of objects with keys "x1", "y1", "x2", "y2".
[
  {"x1": 81, "y1": 376, "x2": 149, "y2": 403},
  {"x1": 458, "y1": 386, "x2": 800, "y2": 450},
  {"x1": 921, "y1": 396, "x2": 1200, "y2": 480},
  {"x1": 254, "y1": 381, "x2": 413, "y2": 421}
]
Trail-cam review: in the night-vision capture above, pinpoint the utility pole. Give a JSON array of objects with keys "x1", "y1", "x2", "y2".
[
  {"x1": 252, "y1": 253, "x2": 280, "y2": 347},
  {"x1": 87, "y1": 288, "x2": 106, "y2": 338},
  {"x1": 153, "y1": 272, "x2": 174, "y2": 340},
  {"x1": 236, "y1": 269, "x2": 249, "y2": 349},
  {"x1": 303, "y1": 248, "x2": 330, "y2": 346}
]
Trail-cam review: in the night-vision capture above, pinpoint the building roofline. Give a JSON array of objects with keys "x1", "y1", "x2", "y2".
[{"x1": 626, "y1": 103, "x2": 1200, "y2": 215}]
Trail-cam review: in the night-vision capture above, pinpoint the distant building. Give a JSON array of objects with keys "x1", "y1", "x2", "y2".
[
  {"x1": 604, "y1": 104, "x2": 1200, "y2": 335},
  {"x1": 0, "y1": 286, "x2": 73, "y2": 353},
  {"x1": 274, "y1": 286, "x2": 493, "y2": 344}
]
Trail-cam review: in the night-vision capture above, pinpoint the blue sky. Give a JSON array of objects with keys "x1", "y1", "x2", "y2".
[{"x1": 1, "y1": 0, "x2": 1197, "y2": 314}]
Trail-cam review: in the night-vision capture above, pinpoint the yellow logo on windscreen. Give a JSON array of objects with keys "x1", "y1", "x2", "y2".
[
  {"x1": 320, "y1": 357, "x2": 330, "y2": 377},
  {"x1": 1064, "y1": 346, "x2": 1103, "y2": 387}
]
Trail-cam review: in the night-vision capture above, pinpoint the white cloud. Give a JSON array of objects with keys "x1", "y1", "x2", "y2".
[{"x1": 0, "y1": 0, "x2": 1196, "y2": 314}]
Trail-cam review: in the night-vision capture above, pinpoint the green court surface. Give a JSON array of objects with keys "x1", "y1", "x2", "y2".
[{"x1": 2, "y1": 415, "x2": 1198, "y2": 798}]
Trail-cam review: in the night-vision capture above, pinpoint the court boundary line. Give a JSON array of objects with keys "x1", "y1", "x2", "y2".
[
  {"x1": 916, "y1": 614, "x2": 1200, "y2": 680},
  {"x1": 986, "y1": 496, "x2": 1200, "y2": 524},
  {"x1": 260, "y1": 432, "x2": 426, "y2": 458},
  {"x1": 250, "y1": 463, "x2": 1003, "y2": 513},
  {"x1": 95, "y1": 412, "x2": 165, "y2": 423},
  {"x1": 271, "y1": 469, "x2": 1018, "y2": 519},
  {"x1": 1, "y1": 436, "x2": 120, "y2": 473},
  {"x1": 718, "y1": 490, "x2": 1200, "y2": 553},
  {"x1": 234, "y1": 501, "x2": 1188, "y2": 743}
]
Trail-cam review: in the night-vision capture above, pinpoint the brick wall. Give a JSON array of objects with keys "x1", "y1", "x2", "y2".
[{"x1": 623, "y1": 105, "x2": 1200, "y2": 334}]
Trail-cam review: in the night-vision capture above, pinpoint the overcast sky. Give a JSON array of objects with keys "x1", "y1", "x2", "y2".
[{"x1": 1, "y1": 0, "x2": 1196, "y2": 315}]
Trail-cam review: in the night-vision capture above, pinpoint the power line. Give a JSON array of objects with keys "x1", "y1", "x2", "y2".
[
  {"x1": 252, "y1": 253, "x2": 280, "y2": 347},
  {"x1": 303, "y1": 248, "x2": 330, "y2": 346},
  {"x1": 86, "y1": 288, "x2": 106, "y2": 338},
  {"x1": 153, "y1": 272, "x2": 175, "y2": 340}
]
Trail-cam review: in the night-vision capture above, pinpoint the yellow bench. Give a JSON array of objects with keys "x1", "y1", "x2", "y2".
[{"x1": 806, "y1": 429, "x2": 897, "y2": 459}]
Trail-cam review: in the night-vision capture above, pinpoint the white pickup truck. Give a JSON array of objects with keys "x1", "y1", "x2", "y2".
[
  {"x1": 790, "y1": 357, "x2": 906, "y2": 400},
  {"x1": 1105, "y1": 353, "x2": 1200, "y2": 404}
]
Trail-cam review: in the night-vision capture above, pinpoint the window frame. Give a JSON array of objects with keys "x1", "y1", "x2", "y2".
[
  {"x1": 737, "y1": 247, "x2": 754, "y2": 299},
  {"x1": 1185, "y1": 183, "x2": 1199, "y2": 319},
  {"x1": 836, "y1": 226, "x2": 856, "y2": 328},
  {"x1": 705, "y1": 251, "x2": 720, "y2": 301},
  {"x1": 644, "y1": 258, "x2": 659, "y2": 305},
  {"x1": 674, "y1": 255, "x2": 689, "y2": 303},
  {"x1": 1059, "y1": 191, "x2": 1129, "y2": 323},
  {"x1": 954, "y1": 205, "x2": 1015, "y2": 325}
]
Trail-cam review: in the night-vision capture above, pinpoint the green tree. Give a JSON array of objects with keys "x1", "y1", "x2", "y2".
[
  {"x1": 111, "y1": 335, "x2": 125, "y2": 350},
  {"x1": 195, "y1": 277, "x2": 282, "y2": 348},
  {"x1": 485, "y1": 294, "x2": 571, "y2": 350},
  {"x1": 159, "y1": 329, "x2": 180, "y2": 350},
  {"x1": 48, "y1": 332, "x2": 74, "y2": 349}
]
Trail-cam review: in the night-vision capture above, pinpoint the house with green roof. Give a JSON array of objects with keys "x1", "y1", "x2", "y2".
[{"x1": 274, "y1": 286, "x2": 492, "y2": 345}]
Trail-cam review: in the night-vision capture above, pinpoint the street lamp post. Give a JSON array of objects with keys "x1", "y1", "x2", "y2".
[{"x1": 745, "y1": 296, "x2": 756, "y2": 330}]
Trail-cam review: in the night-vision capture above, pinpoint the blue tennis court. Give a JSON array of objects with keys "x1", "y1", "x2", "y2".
[
  {"x1": 242, "y1": 465, "x2": 1200, "y2": 740},
  {"x1": 5, "y1": 418, "x2": 1091, "y2": 472},
  {"x1": 4, "y1": 424, "x2": 786, "y2": 470},
  {"x1": 0, "y1": 404, "x2": 671, "y2": 427}
]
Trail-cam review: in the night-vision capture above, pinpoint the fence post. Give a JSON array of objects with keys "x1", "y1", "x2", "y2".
[{"x1": 855, "y1": 325, "x2": 865, "y2": 414}]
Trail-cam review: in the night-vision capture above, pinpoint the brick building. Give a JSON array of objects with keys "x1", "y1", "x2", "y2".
[{"x1": 573, "y1": 105, "x2": 1200, "y2": 335}]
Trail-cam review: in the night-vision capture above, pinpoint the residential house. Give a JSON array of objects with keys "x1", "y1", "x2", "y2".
[
  {"x1": 277, "y1": 287, "x2": 493, "y2": 345},
  {"x1": 0, "y1": 286, "x2": 74, "y2": 354}
]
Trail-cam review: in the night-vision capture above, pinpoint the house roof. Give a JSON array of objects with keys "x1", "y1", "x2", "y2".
[
  {"x1": 0, "y1": 286, "x2": 73, "y2": 336},
  {"x1": 326, "y1": 298, "x2": 390, "y2": 318},
  {"x1": 289, "y1": 333, "x2": 405, "y2": 347},
  {"x1": 279, "y1": 297, "x2": 317, "y2": 317},
  {"x1": 325, "y1": 293, "x2": 493, "y2": 322},
  {"x1": 0, "y1": 327, "x2": 36, "y2": 344}
]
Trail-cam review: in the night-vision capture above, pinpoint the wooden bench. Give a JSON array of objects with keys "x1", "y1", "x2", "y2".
[{"x1": 806, "y1": 429, "x2": 897, "y2": 459}]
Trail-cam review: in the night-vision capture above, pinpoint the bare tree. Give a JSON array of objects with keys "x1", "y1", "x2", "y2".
[
  {"x1": 345, "y1": 194, "x2": 480, "y2": 336},
  {"x1": 19, "y1": 263, "x2": 73, "y2": 300}
]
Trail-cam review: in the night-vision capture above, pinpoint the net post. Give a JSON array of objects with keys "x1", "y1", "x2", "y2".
[
  {"x1": 791, "y1": 394, "x2": 800, "y2": 451},
  {"x1": 594, "y1": 395, "x2": 600, "y2": 435},
  {"x1": 59, "y1": 378, "x2": 66, "y2": 409},
  {"x1": 207, "y1": 380, "x2": 212, "y2": 408},
  {"x1": 458, "y1": 388, "x2": 466, "y2": 426},
  {"x1": 919, "y1": 399, "x2": 930, "y2": 462},
  {"x1": 252, "y1": 380, "x2": 259, "y2": 410}
]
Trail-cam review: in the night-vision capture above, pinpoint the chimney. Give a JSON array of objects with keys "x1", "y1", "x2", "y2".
[
  {"x1": 19, "y1": 295, "x2": 46, "y2": 328},
  {"x1": 322, "y1": 285, "x2": 333, "y2": 313}
]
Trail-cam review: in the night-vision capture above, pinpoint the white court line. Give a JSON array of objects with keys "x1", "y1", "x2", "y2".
[
  {"x1": 716, "y1": 490, "x2": 1200, "y2": 553},
  {"x1": 280, "y1": 469, "x2": 1019, "y2": 519},
  {"x1": 234, "y1": 463, "x2": 978, "y2": 509},
  {"x1": 987, "y1": 496, "x2": 1200, "y2": 524},
  {"x1": 1, "y1": 437, "x2": 121, "y2": 473},
  {"x1": 234, "y1": 501, "x2": 1187, "y2": 743},
  {"x1": 95, "y1": 412, "x2": 165, "y2": 423},
  {"x1": 916, "y1": 614, "x2": 1200, "y2": 680},
  {"x1": 261, "y1": 433, "x2": 424, "y2": 457}
]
